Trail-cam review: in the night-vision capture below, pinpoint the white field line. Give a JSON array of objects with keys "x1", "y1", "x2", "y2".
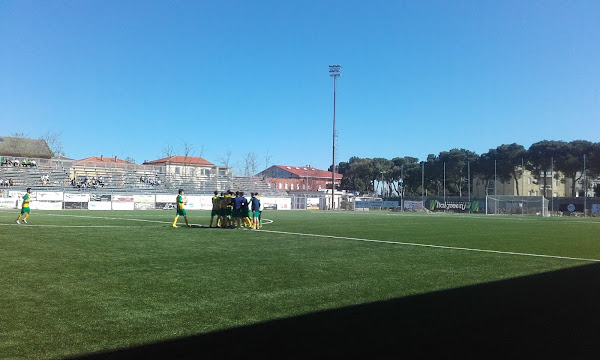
[
  {"x1": 260, "y1": 229, "x2": 600, "y2": 263},
  {"x1": 45, "y1": 213, "x2": 172, "y2": 224},
  {"x1": 0, "y1": 224, "x2": 160, "y2": 228},
  {"x1": 384, "y1": 213, "x2": 600, "y2": 224}
]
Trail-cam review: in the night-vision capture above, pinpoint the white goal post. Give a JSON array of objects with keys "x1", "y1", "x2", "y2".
[{"x1": 485, "y1": 195, "x2": 549, "y2": 216}]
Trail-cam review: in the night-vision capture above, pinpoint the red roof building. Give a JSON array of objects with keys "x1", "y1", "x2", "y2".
[
  {"x1": 74, "y1": 156, "x2": 134, "y2": 165},
  {"x1": 143, "y1": 156, "x2": 214, "y2": 166},
  {"x1": 143, "y1": 155, "x2": 229, "y2": 179},
  {"x1": 256, "y1": 165, "x2": 342, "y2": 192}
]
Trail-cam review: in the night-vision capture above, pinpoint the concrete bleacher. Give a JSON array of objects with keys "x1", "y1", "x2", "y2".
[
  {"x1": 232, "y1": 177, "x2": 285, "y2": 196},
  {"x1": 166, "y1": 174, "x2": 232, "y2": 194},
  {"x1": 1, "y1": 156, "x2": 286, "y2": 197},
  {"x1": 0, "y1": 162, "x2": 71, "y2": 189}
]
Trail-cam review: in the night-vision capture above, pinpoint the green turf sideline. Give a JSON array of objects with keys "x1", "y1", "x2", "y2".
[{"x1": 259, "y1": 229, "x2": 600, "y2": 263}]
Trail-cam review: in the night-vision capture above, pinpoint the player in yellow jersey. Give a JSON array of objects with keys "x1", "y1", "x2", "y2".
[
  {"x1": 209, "y1": 190, "x2": 220, "y2": 228},
  {"x1": 218, "y1": 192, "x2": 227, "y2": 228},
  {"x1": 224, "y1": 190, "x2": 234, "y2": 228},
  {"x1": 172, "y1": 189, "x2": 190, "y2": 228},
  {"x1": 16, "y1": 188, "x2": 32, "y2": 224}
]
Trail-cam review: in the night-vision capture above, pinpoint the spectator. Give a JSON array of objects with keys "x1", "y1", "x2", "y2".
[{"x1": 9, "y1": 178, "x2": 13, "y2": 186}]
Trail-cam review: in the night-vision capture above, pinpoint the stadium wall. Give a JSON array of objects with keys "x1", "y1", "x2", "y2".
[{"x1": 1, "y1": 190, "x2": 292, "y2": 211}]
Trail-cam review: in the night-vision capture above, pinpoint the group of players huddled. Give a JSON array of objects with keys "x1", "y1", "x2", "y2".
[
  {"x1": 173, "y1": 189, "x2": 263, "y2": 229},
  {"x1": 209, "y1": 190, "x2": 263, "y2": 230}
]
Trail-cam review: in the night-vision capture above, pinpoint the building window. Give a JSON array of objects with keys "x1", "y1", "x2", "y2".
[
  {"x1": 279, "y1": 183, "x2": 282, "y2": 189},
  {"x1": 175, "y1": 167, "x2": 180, "y2": 175},
  {"x1": 527, "y1": 178, "x2": 531, "y2": 185},
  {"x1": 285, "y1": 183, "x2": 288, "y2": 190}
]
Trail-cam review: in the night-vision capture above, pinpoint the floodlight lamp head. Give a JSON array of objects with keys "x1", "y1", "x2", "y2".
[{"x1": 329, "y1": 64, "x2": 342, "y2": 77}]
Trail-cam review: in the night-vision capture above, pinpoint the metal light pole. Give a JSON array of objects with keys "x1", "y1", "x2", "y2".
[
  {"x1": 421, "y1": 161, "x2": 425, "y2": 206},
  {"x1": 521, "y1": 158, "x2": 524, "y2": 215},
  {"x1": 494, "y1": 160, "x2": 497, "y2": 195},
  {"x1": 329, "y1": 65, "x2": 341, "y2": 210},
  {"x1": 584, "y1": 154, "x2": 587, "y2": 217},
  {"x1": 443, "y1": 162, "x2": 446, "y2": 205},
  {"x1": 551, "y1": 157, "x2": 554, "y2": 214},
  {"x1": 467, "y1": 161, "x2": 471, "y2": 202}
]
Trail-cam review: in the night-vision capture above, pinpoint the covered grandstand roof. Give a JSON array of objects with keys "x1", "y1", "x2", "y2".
[
  {"x1": 144, "y1": 156, "x2": 214, "y2": 166},
  {"x1": 0, "y1": 136, "x2": 53, "y2": 158}
]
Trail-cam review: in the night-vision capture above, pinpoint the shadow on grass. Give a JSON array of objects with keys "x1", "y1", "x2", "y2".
[{"x1": 72, "y1": 263, "x2": 600, "y2": 359}]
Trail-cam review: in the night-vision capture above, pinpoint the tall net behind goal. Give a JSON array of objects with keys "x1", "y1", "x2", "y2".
[{"x1": 485, "y1": 195, "x2": 549, "y2": 216}]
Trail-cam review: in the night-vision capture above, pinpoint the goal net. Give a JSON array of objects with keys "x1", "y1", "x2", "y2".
[{"x1": 485, "y1": 195, "x2": 549, "y2": 216}]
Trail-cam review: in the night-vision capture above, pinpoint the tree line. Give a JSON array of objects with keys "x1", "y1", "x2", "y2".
[{"x1": 332, "y1": 140, "x2": 600, "y2": 198}]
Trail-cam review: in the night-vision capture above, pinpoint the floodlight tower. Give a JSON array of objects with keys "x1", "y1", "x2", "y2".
[{"x1": 329, "y1": 64, "x2": 341, "y2": 210}]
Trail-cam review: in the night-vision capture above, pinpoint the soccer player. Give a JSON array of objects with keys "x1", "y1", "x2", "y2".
[
  {"x1": 256, "y1": 192, "x2": 263, "y2": 228},
  {"x1": 224, "y1": 190, "x2": 234, "y2": 228},
  {"x1": 16, "y1": 188, "x2": 32, "y2": 224},
  {"x1": 233, "y1": 191, "x2": 248, "y2": 228},
  {"x1": 242, "y1": 192, "x2": 253, "y2": 228},
  {"x1": 173, "y1": 189, "x2": 190, "y2": 228},
  {"x1": 250, "y1": 192, "x2": 261, "y2": 229},
  {"x1": 209, "y1": 190, "x2": 220, "y2": 228}
]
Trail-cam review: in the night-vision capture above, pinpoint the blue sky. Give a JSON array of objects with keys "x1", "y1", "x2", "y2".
[{"x1": 1, "y1": 0, "x2": 599, "y2": 174}]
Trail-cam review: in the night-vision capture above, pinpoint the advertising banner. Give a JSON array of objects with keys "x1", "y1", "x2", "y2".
[
  {"x1": 156, "y1": 195, "x2": 176, "y2": 203},
  {"x1": 90, "y1": 194, "x2": 112, "y2": 202},
  {"x1": 592, "y1": 204, "x2": 600, "y2": 214},
  {"x1": 183, "y1": 196, "x2": 212, "y2": 210},
  {"x1": 64, "y1": 193, "x2": 90, "y2": 202},
  {"x1": 37, "y1": 191, "x2": 64, "y2": 201},
  {"x1": 10, "y1": 190, "x2": 36, "y2": 200},
  {"x1": 32, "y1": 201, "x2": 63, "y2": 210},
  {"x1": 134, "y1": 202, "x2": 156, "y2": 210},
  {"x1": 427, "y1": 200, "x2": 479, "y2": 212},
  {"x1": 112, "y1": 195, "x2": 134, "y2": 202},
  {"x1": 404, "y1": 200, "x2": 424, "y2": 211},
  {"x1": 261, "y1": 197, "x2": 292, "y2": 210},
  {"x1": 134, "y1": 195, "x2": 155, "y2": 203},
  {"x1": 0, "y1": 198, "x2": 18, "y2": 209},
  {"x1": 111, "y1": 201, "x2": 135, "y2": 210},
  {"x1": 559, "y1": 203, "x2": 584, "y2": 213},
  {"x1": 355, "y1": 201, "x2": 399, "y2": 208},
  {"x1": 64, "y1": 202, "x2": 87, "y2": 210},
  {"x1": 134, "y1": 195, "x2": 155, "y2": 210},
  {"x1": 89, "y1": 202, "x2": 112, "y2": 210},
  {"x1": 156, "y1": 202, "x2": 176, "y2": 210}
]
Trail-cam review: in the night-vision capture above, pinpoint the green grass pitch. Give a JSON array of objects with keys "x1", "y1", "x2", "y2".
[{"x1": 1, "y1": 209, "x2": 599, "y2": 359}]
